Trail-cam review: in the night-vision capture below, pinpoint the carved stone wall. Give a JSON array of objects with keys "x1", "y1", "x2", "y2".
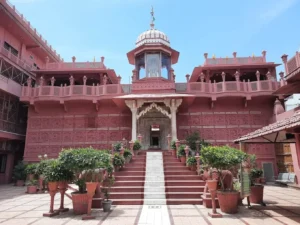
[
  {"x1": 137, "y1": 110, "x2": 170, "y2": 150},
  {"x1": 24, "y1": 101, "x2": 131, "y2": 162}
]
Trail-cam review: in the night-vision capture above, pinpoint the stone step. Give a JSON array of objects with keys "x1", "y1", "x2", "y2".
[
  {"x1": 164, "y1": 166, "x2": 190, "y2": 171},
  {"x1": 111, "y1": 186, "x2": 144, "y2": 192},
  {"x1": 114, "y1": 171, "x2": 145, "y2": 176},
  {"x1": 165, "y1": 180, "x2": 205, "y2": 186},
  {"x1": 164, "y1": 171, "x2": 197, "y2": 176},
  {"x1": 164, "y1": 175, "x2": 202, "y2": 181},
  {"x1": 114, "y1": 181, "x2": 144, "y2": 186},
  {"x1": 121, "y1": 167, "x2": 145, "y2": 172},
  {"x1": 165, "y1": 192, "x2": 203, "y2": 199},
  {"x1": 115, "y1": 176, "x2": 145, "y2": 181},
  {"x1": 112, "y1": 199, "x2": 144, "y2": 205},
  {"x1": 110, "y1": 192, "x2": 144, "y2": 199},
  {"x1": 165, "y1": 186, "x2": 205, "y2": 192}
]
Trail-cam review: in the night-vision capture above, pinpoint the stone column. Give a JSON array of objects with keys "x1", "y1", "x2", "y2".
[
  {"x1": 125, "y1": 100, "x2": 138, "y2": 141},
  {"x1": 169, "y1": 99, "x2": 182, "y2": 141}
]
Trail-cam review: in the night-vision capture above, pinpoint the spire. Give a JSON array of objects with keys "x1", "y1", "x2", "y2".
[{"x1": 150, "y1": 6, "x2": 155, "y2": 29}]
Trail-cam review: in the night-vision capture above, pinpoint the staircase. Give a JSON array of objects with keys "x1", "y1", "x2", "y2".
[
  {"x1": 111, "y1": 152, "x2": 146, "y2": 205},
  {"x1": 163, "y1": 152, "x2": 205, "y2": 204},
  {"x1": 111, "y1": 150, "x2": 206, "y2": 205}
]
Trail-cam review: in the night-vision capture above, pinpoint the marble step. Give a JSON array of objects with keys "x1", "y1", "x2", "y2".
[
  {"x1": 165, "y1": 192, "x2": 203, "y2": 199},
  {"x1": 164, "y1": 175, "x2": 202, "y2": 181},
  {"x1": 164, "y1": 171, "x2": 197, "y2": 176},
  {"x1": 111, "y1": 186, "x2": 144, "y2": 192},
  {"x1": 165, "y1": 186, "x2": 205, "y2": 192},
  {"x1": 165, "y1": 180, "x2": 205, "y2": 186},
  {"x1": 114, "y1": 180, "x2": 144, "y2": 186},
  {"x1": 114, "y1": 176, "x2": 145, "y2": 181}
]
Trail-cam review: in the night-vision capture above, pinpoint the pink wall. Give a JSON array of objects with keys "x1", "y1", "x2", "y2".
[
  {"x1": 290, "y1": 134, "x2": 300, "y2": 185},
  {"x1": 177, "y1": 97, "x2": 277, "y2": 170},
  {"x1": 24, "y1": 100, "x2": 132, "y2": 162}
]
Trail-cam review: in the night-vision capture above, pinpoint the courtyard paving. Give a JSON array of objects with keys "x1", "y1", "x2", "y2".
[{"x1": 0, "y1": 185, "x2": 300, "y2": 225}]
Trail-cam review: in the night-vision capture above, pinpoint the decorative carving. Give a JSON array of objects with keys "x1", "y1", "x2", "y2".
[{"x1": 137, "y1": 103, "x2": 171, "y2": 119}]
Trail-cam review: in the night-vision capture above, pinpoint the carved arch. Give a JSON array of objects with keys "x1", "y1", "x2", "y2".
[{"x1": 137, "y1": 103, "x2": 171, "y2": 119}]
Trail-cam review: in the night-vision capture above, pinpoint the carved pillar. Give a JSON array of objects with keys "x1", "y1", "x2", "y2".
[
  {"x1": 26, "y1": 77, "x2": 32, "y2": 96},
  {"x1": 103, "y1": 75, "x2": 107, "y2": 95},
  {"x1": 234, "y1": 71, "x2": 240, "y2": 91},
  {"x1": 266, "y1": 71, "x2": 272, "y2": 91},
  {"x1": 50, "y1": 76, "x2": 55, "y2": 95},
  {"x1": 256, "y1": 70, "x2": 261, "y2": 91},
  {"x1": 200, "y1": 72, "x2": 205, "y2": 92},
  {"x1": 83, "y1": 76, "x2": 87, "y2": 95},
  {"x1": 279, "y1": 72, "x2": 285, "y2": 87},
  {"x1": 169, "y1": 99, "x2": 182, "y2": 141},
  {"x1": 39, "y1": 76, "x2": 44, "y2": 96},
  {"x1": 125, "y1": 100, "x2": 138, "y2": 141},
  {"x1": 69, "y1": 75, "x2": 74, "y2": 95},
  {"x1": 281, "y1": 54, "x2": 288, "y2": 75},
  {"x1": 221, "y1": 72, "x2": 226, "y2": 92}
]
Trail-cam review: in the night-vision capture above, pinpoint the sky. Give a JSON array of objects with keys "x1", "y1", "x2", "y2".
[{"x1": 11, "y1": 0, "x2": 300, "y2": 83}]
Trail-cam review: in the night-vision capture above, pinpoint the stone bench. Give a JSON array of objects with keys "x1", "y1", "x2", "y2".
[{"x1": 275, "y1": 173, "x2": 296, "y2": 185}]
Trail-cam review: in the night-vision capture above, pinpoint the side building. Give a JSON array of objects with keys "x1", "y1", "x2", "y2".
[{"x1": 0, "y1": 0, "x2": 61, "y2": 183}]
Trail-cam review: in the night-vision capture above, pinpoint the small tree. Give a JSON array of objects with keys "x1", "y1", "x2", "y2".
[
  {"x1": 201, "y1": 145, "x2": 247, "y2": 191},
  {"x1": 185, "y1": 131, "x2": 210, "y2": 153}
]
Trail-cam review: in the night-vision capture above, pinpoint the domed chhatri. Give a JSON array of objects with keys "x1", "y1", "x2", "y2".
[{"x1": 135, "y1": 6, "x2": 170, "y2": 47}]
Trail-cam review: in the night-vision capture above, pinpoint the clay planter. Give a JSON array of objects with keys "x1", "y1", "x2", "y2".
[
  {"x1": 189, "y1": 165, "x2": 197, "y2": 171},
  {"x1": 86, "y1": 182, "x2": 98, "y2": 195},
  {"x1": 180, "y1": 156, "x2": 186, "y2": 163},
  {"x1": 16, "y1": 180, "x2": 25, "y2": 186},
  {"x1": 102, "y1": 200, "x2": 113, "y2": 212},
  {"x1": 48, "y1": 182, "x2": 58, "y2": 192},
  {"x1": 217, "y1": 191, "x2": 239, "y2": 214},
  {"x1": 92, "y1": 183, "x2": 103, "y2": 208},
  {"x1": 249, "y1": 185, "x2": 264, "y2": 204},
  {"x1": 27, "y1": 185, "x2": 37, "y2": 194},
  {"x1": 206, "y1": 180, "x2": 218, "y2": 191},
  {"x1": 71, "y1": 192, "x2": 89, "y2": 215},
  {"x1": 28, "y1": 174, "x2": 35, "y2": 180}
]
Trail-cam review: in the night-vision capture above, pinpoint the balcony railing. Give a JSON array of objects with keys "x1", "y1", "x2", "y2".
[
  {"x1": 43, "y1": 61, "x2": 106, "y2": 70},
  {"x1": 0, "y1": 44, "x2": 33, "y2": 72},
  {"x1": 286, "y1": 52, "x2": 300, "y2": 75},
  {"x1": 2, "y1": 0, "x2": 61, "y2": 61},
  {"x1": 205, "y1": 56, "x2": 265, "y2": 65},
  {"x1": 186, "y1": 80, "x2": 279, "y2": 93},
  {"x1": 21, "y1": 83, "x2": 122, "y2": 99}
]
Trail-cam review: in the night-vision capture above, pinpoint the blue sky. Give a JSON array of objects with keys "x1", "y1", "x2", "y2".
[{"x1": 11, "y1": 0, "x2": 300, "y2": 83}]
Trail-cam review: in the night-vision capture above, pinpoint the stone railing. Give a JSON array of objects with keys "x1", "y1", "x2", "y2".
[
  {"x1": 286, "y1": 52, "x2": 300, "y2": 75},
  {"x1": 0, "y1": 43, "x2": 33, "y2": 72},
  {"x1": 205, "y1": 56, "x2": 265, "y2": 65},
  {"x1": 43, "y1": 61, "x2": 106, "y2": 70},
  {"x1": 2, "y1": 0, "x2": 61, "y2": 61},
  {"x1": 21, "y1": 83, "x2": 122, "y2": 98},
  {"x1": 186, "y1": 80, "x2": 280, "y2": 93}
]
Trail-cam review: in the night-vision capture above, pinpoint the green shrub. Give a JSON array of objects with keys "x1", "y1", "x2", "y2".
[
  {"x1": 12, "y1": 161, "x2": 26, "y2": 181},
  {"x1": 113, "y1": 153, "x2": 125, "y2": 167},
  {"x1": 43, "y1": 159, "x2": 74, "y2": 182},
  {"x1": 25, "y1": 164, "x2": 37, "y2": 175},
  {"x1": 201, "y1": 145, "x2": 247, "y2": 190},
  {"x1": 113, "y1": 142, "x2": 122, "y2": 152},
  {"x1": 133, "y1": 140, "x2": 142, "y2": 151},
  {"x1": 25, "y1": 179, "x2": 38, "y2": 186},
  {"x1": 177, "y1": 145, "x2": 186, "y2": 157},
  {"x1": 187, "y1": 156, "x2": 197, "y2": 166},
  {"x1": 171, "y1": 141, "x2": 176, "y2": 150},
  {"x1": 123, "y1": 149, "x2": 132, "y2": 159}
]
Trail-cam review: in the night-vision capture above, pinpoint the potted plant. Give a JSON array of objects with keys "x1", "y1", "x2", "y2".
[
  {"x1": 113, "y1": 142, "x2": 122, "y2": 152},
  {"x1": 187, "y1": 156, "x2": 197, "y2": 171},
  {"x1": 249, "y1": 157, "x2": 264, "y2": 204},
  {"x1": 133, "y1": 140, "x2": 142, "y2": 155},
  {"x1": 36, "y1": 154, "x2": 49, "y2": 192},
  {"x1": 25, "y1": 164, "x2": 37, "y2": 181},
  {"x1": 102, "y1": 177, "x2": 115, "y2": 212},
  {"x1": 58, "y1": 147, "x2": 112, "y2": 215},
  {"x1": 13, "y1": 161, "x2": 26, "y2": 186},
  {"x1": 26, "y1": 179, "x2": 38, "y2": 194},
  {"x1": 171, "y1": 140, "x2": 176, "y2": 156},
  {"x1": 123, "y1": 149, "x2": 132, "y2": 164},
  {"x1": 113, "y1": 153, "x2": 125, "y2": 171},
  {"x1": 177, "y1": 145, "x2": 186, "y2": 163},
  {"x1": 201, "y1": 145, "x2": 246, "y2": 214}
]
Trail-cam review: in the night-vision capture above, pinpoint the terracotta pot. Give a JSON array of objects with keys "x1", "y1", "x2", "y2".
[
  {"x1": 206, "y1": 180, "x2": 218, "y2": 191},
  {"x1": 27, "y1": 185, "x2": 37, "y2": 194},
  {"x1": 92, "y1": 183, "x2": 103, "y2": 208},
  {"x1": 71, "y1": 192, "x2": 89, "y2": 215},
  {"x1": 86, "y1": 182, "x2": 98, "y2": 195},
  {"x1": 249, "y1": 185, "x2": 264, "y2": 204},
  {"x1": 28, "y1": 174, "x2": 35, "y2": 180},
  {"x1": 180, "y1": 156, "x2": 186, "y2": 163},
  {"x1": 255, "y1": 178, "x2": 261, "y2": 184},
  {"x1": 217, "y1": 191, "x2": 239, "y2": 214},
  {"x1": 58, "y1": 181, "x2": 68, "y2": 190},
  {"x1": 189, "y1": 165, "x2": 197, "y2": 171},
  {"x1": 16, "y1": 180, "x2": 25, "y2": 186},
  {"x1": 48, "y1": 182, "x2": 58, "y2": 192}
]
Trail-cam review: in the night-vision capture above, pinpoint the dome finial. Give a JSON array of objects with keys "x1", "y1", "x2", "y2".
[{"x1": 150, "y1": 6, "x2": 155, "y2": 29}]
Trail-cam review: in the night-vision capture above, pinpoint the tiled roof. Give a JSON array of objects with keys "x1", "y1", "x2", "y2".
[{"x1": 234, "y1": 111, "x2": 300, "y2": 142}]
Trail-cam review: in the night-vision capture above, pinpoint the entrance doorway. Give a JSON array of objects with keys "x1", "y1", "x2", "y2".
[{"x1": 150, "y1": 125, "x2": 160, "y2": 149}]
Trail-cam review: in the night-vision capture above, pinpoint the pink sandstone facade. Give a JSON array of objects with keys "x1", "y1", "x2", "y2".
[{"x1": 0, "y1": 0, "x2": 294, "y2": 184}]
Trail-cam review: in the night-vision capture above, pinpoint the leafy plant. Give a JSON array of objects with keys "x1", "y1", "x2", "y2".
[
  {"x1": 177, "y1": 145, "x2": 185, "y2": 157},
  {"x1": 12, "y1": 161, "x2": 27, "y2": 181},
  {"x1": 133, "y1": 140, "x2": 142, "y2": 151},
  {"x1": 25, "y1": 164, "x2": 37, "y2": 175},
  {"x1": 187, "y1": 156, "x2": 197, "y2": 166},
  {"x1": 123, "y1": 149, "x2": 132, "y2": 159},
  {"x1": 171, "y1": 141, "x2": 176, "y2": 150},
  {"x1": 35, "y1": 160, "x2": 48, "y2": 176},
  {"x1": 25, "y1": 179, "x2": 38, "y2": 186},
  {"x1": 201, "y1": 145, "x2": 247, "y2": 191},
  {"x1": 113, "y1": 142, "x2": 122, "y2": 152},
  {"x1": 43, "y1": 159, "x2": 74, "y2": 182},
  {"x1": 233, "y1": 180, "x2": 241, "y2": 192},
  {"x1": 102, "y1": 177, "x2": 115, "y2": 201},
  {"x1": 81, "y1": 168, "x2": 104, "y2": 183},
  {"x1": 113, "y1": 153, "x2": 125, "y2": 167}
]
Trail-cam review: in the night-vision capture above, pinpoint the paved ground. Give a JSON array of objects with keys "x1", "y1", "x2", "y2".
[{"x1": 0, "y1": 184, "x2": 300, "y2": 225}]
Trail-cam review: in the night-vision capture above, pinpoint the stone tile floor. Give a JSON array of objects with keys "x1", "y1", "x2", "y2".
[{"x1": 1, "y1": 184, "x2": 300, "y2": 225}]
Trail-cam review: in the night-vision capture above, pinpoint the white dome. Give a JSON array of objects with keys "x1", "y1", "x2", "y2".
[{"x1": 136, "y1": 29, "x2": 170, "y2": 47}]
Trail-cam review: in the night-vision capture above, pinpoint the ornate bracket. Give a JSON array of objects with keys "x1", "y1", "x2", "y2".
[{"x1": 137, "y1": 102, "x2": 171, "y2": 119}]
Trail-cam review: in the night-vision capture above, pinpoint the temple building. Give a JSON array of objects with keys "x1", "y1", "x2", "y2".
[{"x1": 0, "y1": 0, "x2": 294, "y2": 184}]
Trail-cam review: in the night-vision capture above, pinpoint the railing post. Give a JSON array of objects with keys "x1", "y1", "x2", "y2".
[
  {"x1": 213, "y1": 80, "x2": 217, "y2": 92},
  {"x1": 256, "y1": 71, "x2": 261, "y2": 91},
  {"x1": 281, "y1": 54, "x2": 288, "y2": 75},
  {"x1": 83, "y1": 76, "x2": 87, "y2": 95},
  {"x1": 92, "y1": 83, "x2": 95, "y2": 95},
  {"x1": 59, "y1": 84, "x2": 63, "y2": 97},
  {"x1": 200, "y1": 72, "x2": 205, "y2": 92},
  {"x1": 247, "y1": 79, "x2": 251, "y2": 92},
  {"x1": 243, "y1": 80, "x2": 247, "y2": 92},
  {"x1": 69, "y1": 76, "x2": 74, "y2": 96},
  {"x1": 117, "y1": 75, "x2": 122, "y2": 94},
  {"x1": 103, "y1": 75, "x2": 107, "y2": 95},
  {"x1": 96, "y1": 84, "x2": 99, "y2": 96},
  {"x1": 221, "y1": 72, "x2": 226, "y2": 92},
  {"x1": 235, "y1": 71, "x2": 240, "y2": 91},
  {"x1": 209, "y1": 80, "x2": 212, "y2": 93},
  {"x1": 266, "y1": 71, "x2": 272, "y2": 91},
  {"x1": 50, "y1": 77, "x2": 55, "y2": 95}
]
